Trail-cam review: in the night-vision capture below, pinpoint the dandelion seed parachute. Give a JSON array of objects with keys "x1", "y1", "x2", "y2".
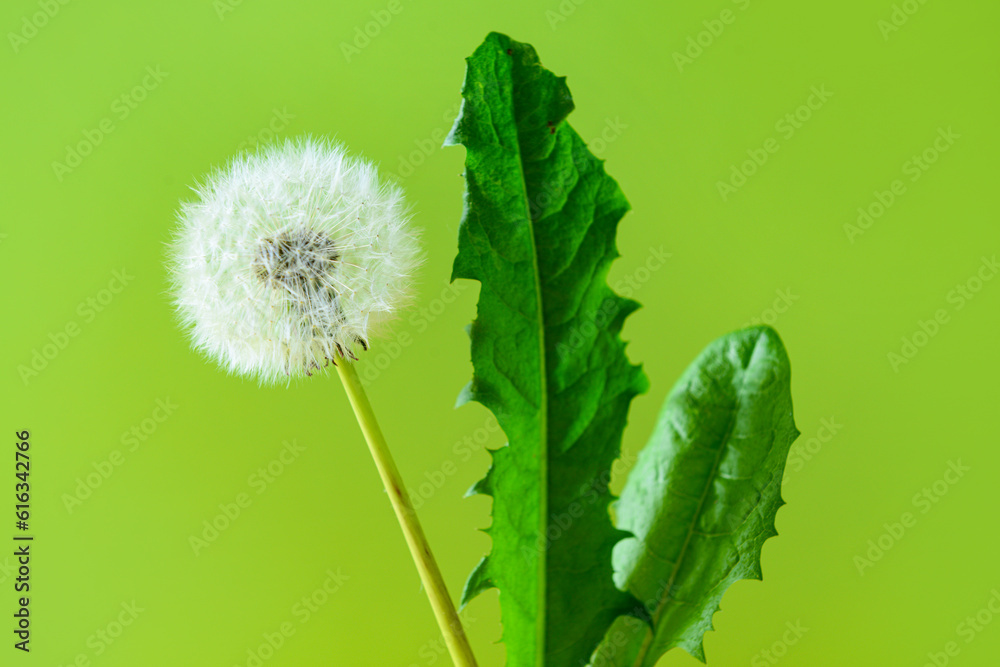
[{"x1": 169, "y1": 137, "x2": 420, "y2": 384}]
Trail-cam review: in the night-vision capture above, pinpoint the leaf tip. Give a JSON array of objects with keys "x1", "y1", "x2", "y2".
[
  {"x1": 454, "y1": 381, "x2": 475, "y2": 409},
  {"x1": 460, "y1": 555, "x2": 494, "y2": 608}
]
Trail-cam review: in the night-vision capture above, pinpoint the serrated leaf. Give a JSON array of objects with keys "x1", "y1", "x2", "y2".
[
  {"x1": 447, "y1": 32, "x2": 648, "y2": 667},
  {"x1": 591, "y1": 326, "x2": 798, "y2": 666}
]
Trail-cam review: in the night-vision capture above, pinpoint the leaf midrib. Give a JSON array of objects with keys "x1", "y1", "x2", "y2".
[
  {"x1": 632, "y1": 381, "x2": 743, "y2": 667},
  {"x1": 503, "y1": 52, "x2": 550, "y2": 664}
]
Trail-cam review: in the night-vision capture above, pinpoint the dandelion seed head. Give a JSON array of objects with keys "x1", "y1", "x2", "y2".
[{"x1": 168, "y1": 136, "x2": 419, "y2": 384}]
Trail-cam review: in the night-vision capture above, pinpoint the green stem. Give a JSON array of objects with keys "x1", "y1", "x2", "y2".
[{"x1": 335, "y1": 359, "x2": 478, "y2": 667}]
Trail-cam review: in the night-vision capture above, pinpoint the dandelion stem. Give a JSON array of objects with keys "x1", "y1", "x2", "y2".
[{"x1": 335, "y1": 360, "x2": 479, "y2": 667}]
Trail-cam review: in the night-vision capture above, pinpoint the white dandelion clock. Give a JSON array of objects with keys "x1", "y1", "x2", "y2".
[
  {"x1": 169, "y1": 136, "x2": 420, "y2": 383},
  {"x1": 166, "y1": 136, "x2": 478, "y2": 667}
]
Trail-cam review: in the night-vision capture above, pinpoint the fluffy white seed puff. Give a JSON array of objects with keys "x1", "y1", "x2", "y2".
[{"x1": 169, "y1": 137, "x2": 420, "y2": 384}]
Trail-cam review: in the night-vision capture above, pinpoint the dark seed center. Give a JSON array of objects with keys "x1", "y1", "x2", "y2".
[{"x1": 252, "y1": 230, "x2": 340, "y2": 297}]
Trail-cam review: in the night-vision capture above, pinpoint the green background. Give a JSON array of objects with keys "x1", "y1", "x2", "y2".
[{"x1": 2, "y1": 0, "x2": 997, "y2": 665}]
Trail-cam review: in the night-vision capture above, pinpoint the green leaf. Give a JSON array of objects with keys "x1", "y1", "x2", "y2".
[
  {"x1": 447, "y1": 32, "x2": 648, "y2": 667},
  {"x1": 592, "y1": 326, "x2": 798, "y2": 666}
]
